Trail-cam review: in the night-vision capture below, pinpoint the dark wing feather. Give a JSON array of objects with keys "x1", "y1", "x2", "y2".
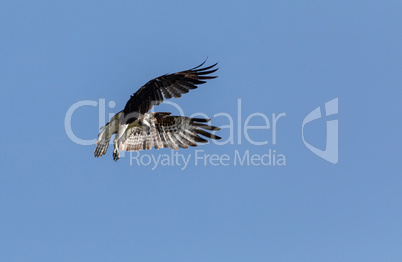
[
  {"x1": 118, "y1": 113, "x2": 221, "y2": 152},
  {"x1": 122, "y1": 61, "x2": 218, "y2": 123}
]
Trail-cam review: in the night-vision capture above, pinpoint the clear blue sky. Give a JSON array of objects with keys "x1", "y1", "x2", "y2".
[{"x1": 1, "y1": 0, "x2": 401, "y2": 261}]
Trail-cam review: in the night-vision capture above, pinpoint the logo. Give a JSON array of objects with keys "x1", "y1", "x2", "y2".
[
  {"x1": 65, "y1": 97, "x2": 340, "y2": 168},
  {"x1": 302, "y1": 98, "x2": 338, "y2": 164}
]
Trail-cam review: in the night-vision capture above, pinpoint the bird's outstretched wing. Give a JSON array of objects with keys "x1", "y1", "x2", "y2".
[
  {"x1": 122, "y1": 61, "x2": 218, "y2": 123},
  {"x1": 118, "y1": 113, "x2": 221, "y2": 152},
  {"x1": 94, "y1": 111, "x2": 121, "y2": 158}
]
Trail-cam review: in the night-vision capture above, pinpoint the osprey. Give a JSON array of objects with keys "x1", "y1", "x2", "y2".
[{"x1": 94, "y1": 61, "x2": 221, "y2": 161}]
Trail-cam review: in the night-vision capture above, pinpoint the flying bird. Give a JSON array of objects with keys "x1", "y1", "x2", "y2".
[{"x1": 94, "y1": 61, "x2": 221, "y2": 161}]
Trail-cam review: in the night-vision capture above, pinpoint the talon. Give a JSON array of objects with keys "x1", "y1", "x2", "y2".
[{"x1": 113, "y1": 148, "x2": 120, "y2": 162}]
